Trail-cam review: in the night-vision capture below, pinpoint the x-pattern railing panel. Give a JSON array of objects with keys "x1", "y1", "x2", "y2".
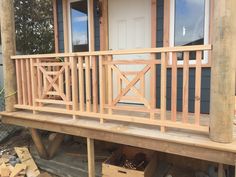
[
  {"x1": 33, "y1": 61, "x2": 72, "y2": 107},
  {"x1": 110, "y1": 64, "x2": 151, "y2": 108}
]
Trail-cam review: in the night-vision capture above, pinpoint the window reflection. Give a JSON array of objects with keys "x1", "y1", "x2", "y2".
[
  {"x1": 174, "y1": 0, "x2": 205, "y2": 46},
  {"x1": 174, "y1": 0, "x2": 206, "y2": 60},
  {"x1": 70, "y1": 0, "x2": 89, "y2": 52}
]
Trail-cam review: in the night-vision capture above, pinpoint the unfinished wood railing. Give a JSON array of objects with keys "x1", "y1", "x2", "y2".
[{"x1": 12, "y1": 45, "x2": 212, "y2": 133}]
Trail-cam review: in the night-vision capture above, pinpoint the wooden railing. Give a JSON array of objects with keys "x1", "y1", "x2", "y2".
[{"x1": 12, "y1": 45, "x2": 212, "y2": 133}]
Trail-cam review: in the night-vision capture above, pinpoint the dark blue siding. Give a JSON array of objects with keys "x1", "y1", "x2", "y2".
[
  {"x1": 94, "y1": 0, "x2": 100, "y2": 51},
  {"x1": 57, "y1": 0, "x2": 64, "y2": 52}
]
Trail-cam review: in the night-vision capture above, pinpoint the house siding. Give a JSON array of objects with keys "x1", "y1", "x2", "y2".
[
  {"x1": 57, "y1": 0, "x2": 64, "y2": 52},
  {"x1": 56, "y1": 0, "x2": 211, "y2": 113},
  {"x1": 94, "y1": 0, "x2": 100, "y2": 51}
]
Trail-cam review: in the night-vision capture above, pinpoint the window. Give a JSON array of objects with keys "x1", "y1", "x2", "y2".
[
  {"x1": 69, "y1": 0, "x2": 89, "y2": 52},
  {"x1": 170, "y1": 0, "x2": 209, "y2": 63}
]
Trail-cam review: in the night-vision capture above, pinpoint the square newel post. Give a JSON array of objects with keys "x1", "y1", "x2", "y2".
[
  {"x1": 0, "y1": 0, "x2": 17, "y2": 112},
  {"x1": 210, "y1": 0, "x2": 236, "y2": 143}
]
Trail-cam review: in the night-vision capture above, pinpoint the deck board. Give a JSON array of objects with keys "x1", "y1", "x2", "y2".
[{"x1": 1, "y1": 110, "x2": 236, "y2": 165}]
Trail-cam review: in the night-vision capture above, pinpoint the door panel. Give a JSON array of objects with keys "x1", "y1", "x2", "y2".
[{"x1": 108, "y1": 0, "x2": 151, "y2": 104}]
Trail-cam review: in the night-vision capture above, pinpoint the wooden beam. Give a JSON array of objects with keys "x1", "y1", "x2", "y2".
[
  {"x1": 47, "y1": 133, "x2": 64, "y2": 159},
  {"x1": 30, "y1": 129, "x2": 49, "y2": 159},
  {"x1": 11, "y1": 45, "x2": 212, "y2": 59},
  {"x1": 89, "y1": 0, "x2": 95, "y2": 51},
  {"x1": 62, "y1": 0, "x2": 69, "y2": 52},
  {"x1": 150, "y1": 0, "x2": 157, "y2": 119},
  {"x1": 209, "y1": 0, "x2": 236, "y2": 143},
  {"x1": 2, "y1": 115, "x2": 236, "y2": 165},
  {"x1": 151, "y1": 0, "x2": 157, "y2": 48},
  {"x1": 163, "y1": 0, "x2": 170, "y2": 47},
  {"x1": 99, "y1": 0, "x2": 108, "y2": 50},
  {"x1": 0, "y1": 0, "x2": 17, "y2": 112},
  {"x1": 53, "y1": 0, "x2": 59, "y2": 53},
  {"x1": 87, "y1": 138, "x2": 95, "y2": 177}
]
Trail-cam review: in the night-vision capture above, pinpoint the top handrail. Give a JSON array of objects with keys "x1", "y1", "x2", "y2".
[{"x1": 11, "y1": 45, "x2": 212, "y2": 59}]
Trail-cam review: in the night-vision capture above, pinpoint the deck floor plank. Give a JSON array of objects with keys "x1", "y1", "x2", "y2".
[{"x1": 1, "y1": 110, "x2": 236, "y2": 165}]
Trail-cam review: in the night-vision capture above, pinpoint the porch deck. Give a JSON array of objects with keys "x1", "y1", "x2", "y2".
[
  {"x1": 3, "y1": 45, "x2": 236, "y2": 165},
  {"x1": 1, "y1": 110, "x2": 236, "y2": 166}
]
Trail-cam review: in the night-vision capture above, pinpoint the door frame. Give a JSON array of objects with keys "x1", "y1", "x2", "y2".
[{"x1": 169, "y1": 0, "x2": 210, "y2": 64}]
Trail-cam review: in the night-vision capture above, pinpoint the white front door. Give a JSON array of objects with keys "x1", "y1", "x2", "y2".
[{"x1": 108, "y1": 0, "x2": 152, "y2": 104}]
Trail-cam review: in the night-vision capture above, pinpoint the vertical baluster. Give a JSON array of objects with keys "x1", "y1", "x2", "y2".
[
  {"x1": 117, "y1": 75, "x2": 122, "y2": 96},
  {"x1": 171, "y1": 52, "x2": 177, "y2": 121},
  {"x1": 85, "y1": 56, "x2": 91, "y2": 112},
  {"x1": 99, "y1": 55, "x2": 105, "y2": 123},
  {"x1": 47, "y1": 64, "x2": 52, "y2": 99},
  {"x1": 30, "y1": 59, "x2": 38, "y2": 113},
  {"x1": 195, "y1": 51, "x2": 202, "y2": 125},
  {"x1": 150, "y1": 54, "x2": 156, "y2": 119},
  {"x1": 26, "y1": 59, "x2": 32, "y2": 106},
  {"x1": 161, "y1": 52, "x2": 167, "y2": 132},
  {"x1": 107, "y1": 55, "x2": 113, "y2": 114},
  {"x1": 182, "y1": 52, "x2": 189, "y2": 123},
  {"x1": 71, "y1": 57, "x2": 79, "y2": 119},
  {"x1": 65, "y1": 57, "x2": 71, "y2": 110},
  {"x1": 92, "y1": 56, "x2": 98, "y2": 113},
  {"x1": 140, "y1": 75, "x2": 145, "y2": 97},
  {"x1": 58, "y1": 58, "x2": 64, "y2": 98},
  {"x1": 21, "y1": 59, "x2": 28, "y2": 105},
  {"x1": 36, "y1": 59, "x2": 43, "y2": 106},
  {"x1": 15, "y1": 60, "x2": 23, "y2": 105},
  {"x1": 78, "y1": 57, "x2": 85, "y2": 111}
]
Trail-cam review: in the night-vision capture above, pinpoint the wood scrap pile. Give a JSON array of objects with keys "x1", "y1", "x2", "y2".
[{"x1": 0, "y1": 147, "x2": 51, "y2": 177}]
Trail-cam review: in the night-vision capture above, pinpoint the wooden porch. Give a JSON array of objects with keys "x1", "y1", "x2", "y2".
[
  {"x1": 1, "y1": 110, "x2": 236, "y2": 166},
  {"x1": 2, "y1": 44, "x2": 236, "y2": 165}
]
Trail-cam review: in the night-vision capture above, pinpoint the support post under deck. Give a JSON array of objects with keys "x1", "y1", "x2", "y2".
[
  {"x1": 30, "y1": 129, "x2": 49, "y2": 159},
  {"x1": 87, "y1": 138, "x2": 95, "y2": 177},
  {"x1": 210, "y1": 0, "x2": 236, "y2": 143}
]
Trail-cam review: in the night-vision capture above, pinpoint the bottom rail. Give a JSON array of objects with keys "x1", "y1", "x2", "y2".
[{"x1": 14, "y1": 104, "x2": 209, "y2": 134}]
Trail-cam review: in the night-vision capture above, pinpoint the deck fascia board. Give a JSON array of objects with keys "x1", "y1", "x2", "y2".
[{"x1": 0, "y1": 111, "x2": 236, "y2": 165}]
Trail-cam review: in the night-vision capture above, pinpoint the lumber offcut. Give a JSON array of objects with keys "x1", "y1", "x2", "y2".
[{"x1": 15, "y1": 147, "x2": 40, "y2": 177}]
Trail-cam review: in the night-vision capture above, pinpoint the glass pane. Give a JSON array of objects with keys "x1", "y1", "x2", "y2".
[
  {"x1": 174, "y1": 0, "x2": 205, "y2": 46},
  {"x1": 70, "y1": 0, "x2": 89, "y2": 52}
]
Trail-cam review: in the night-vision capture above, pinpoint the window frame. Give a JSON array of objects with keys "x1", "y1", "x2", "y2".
[
  {"x1": 169, "y1": 0, "x2": 210, "y2": 64},
  {"x1": 68, "y1": 0, "x2": 92, "y2": 53}
]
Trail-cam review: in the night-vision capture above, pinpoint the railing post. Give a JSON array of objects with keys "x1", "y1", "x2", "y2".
[
  {"x1": 71, "y1": 57, "x2": 79, "y2": 118},
  {"x1": 160, "y1": 52, "x2": 167, "y2": 132},
  {"x1": 30, "y1": 59, "x2": 38, "y2": 113},
  {"x1": 107, "y1": 55, "x2": 113, "y2": 115},
  {"x1": 0, "y1": 0, "x2": 17, "y2": 112},
  {"x1": 210, "y1": 0, "x2": 236, "y2": 143},
  {"x1": 99, "y1": 55, "x2": 105, "y2": 123}
]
